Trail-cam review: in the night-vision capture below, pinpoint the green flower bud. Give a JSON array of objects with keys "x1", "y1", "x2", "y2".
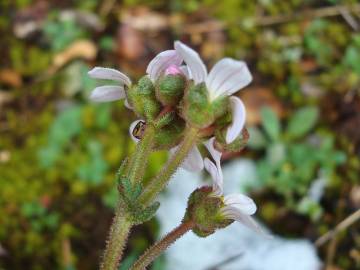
[
  {"x1": 181, "y1": 83, "x2": 230, "y2": 129},
  {"x1": 131, "y1": 116, "x2": 186, "y2": 150},
  {"x1": 183, "y1": 187, "x2": 233, "y2": 237},
  {"x1": 215, "y1": 128, "x2": 249, "y2": 153},
  {"x1": 153, "y1": 117, "x2": 186, "y2": 150},
  {"x1": 128, "y1": 76, "x2": 162, "y2": 121},
  {"x1": 181, "y1": 83, "x2": 213, "y2": 128},
  {"x1": 156, "y1": 75, "x2": 186, "y2": 106}
]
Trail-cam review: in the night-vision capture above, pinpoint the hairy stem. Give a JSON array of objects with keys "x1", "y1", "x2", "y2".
[
  {"x1": 100, "y1": 204, "x2": 132, "y2": 270},
  {"x1": 138, "y1": 126, "x2": 199, "y2": 205},
  {"x1": 101, "y1": 124, "x2": 156, "y2": 269},
  {"x1": 130, "y1": 221, "x2": 194, "y2": 270},
  {"x1": 127, "y1": 124, "x2": 156, "y2": 184}
]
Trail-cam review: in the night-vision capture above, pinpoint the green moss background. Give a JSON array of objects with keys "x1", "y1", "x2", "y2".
[{"x1": 0, "y1": 0, "x2": 359, "y2": 269}]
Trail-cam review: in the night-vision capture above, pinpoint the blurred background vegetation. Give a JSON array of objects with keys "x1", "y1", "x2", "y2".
[{"x1": 0, "y1": 0, "x2": 359, "y2": 269}]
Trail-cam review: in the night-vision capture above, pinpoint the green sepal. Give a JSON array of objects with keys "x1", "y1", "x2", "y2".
[
  {"x1": 210, "y1": 96, "x2": 229, "y2": 119},
  {"x1": 183, "y1": 186, "x2": 233, "y2": 238},
  {"x1": 127, "y1": 76, "x2": 162, "y2": 121},
  {"x1": 214, "y1": 128, "x2": 249, "y2": 153},
  {"x1": 137, "y1": 75, "x2": 155, "y2": 95},
  {"x1": 156, "y1": 74, "x2": 186, "y2": 106},
  {"x1": 154, "y1": 111, "x2": 176, "y2": 129},
  {"x1": 153, "y1": 117, "x2": 185, "y2": 150},
  {"x1": 181, "y1": 83, "x2": 229, "y2": 128}
]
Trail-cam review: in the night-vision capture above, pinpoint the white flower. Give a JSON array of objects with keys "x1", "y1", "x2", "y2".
[
  {"x1": 88, "y1": 67, "x2": 132, "y2": 103},
  {"x1": 204, "y1": 156, "x2": 263, "y2": 233},
  {"x1": 126, "y1": 42, "x2": 252, "y2": 173},
  {"x1": 146, "y1": 50, "x2": 185, "y2": 82},
  {"x1": 174, "y1": 41, "x2": 251, "y2": 144},
  {"x1": 88, "y1": 49, "x2": 184, "y2": 104}
]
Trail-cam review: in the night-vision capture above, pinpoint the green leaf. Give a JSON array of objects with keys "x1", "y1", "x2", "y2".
[
  {"x1": 247, "y1": 126, "x2": 268, "y2": 149},
  {"x1": 286, "y1": 107, "x2": 319, "y2": 139},
  {"x1": 260, "y1": 107, "x2": 281, "y2": 141},
  {"x1": 131, "y1": 183, "x2": 142, "y2": 201},
  {"x1": 132, "y1": 201, "x2": 160, "y2": 225}
]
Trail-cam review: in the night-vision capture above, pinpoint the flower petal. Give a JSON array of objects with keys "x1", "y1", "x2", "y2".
[
  {"x1": 174, "y1": 41, "x2": 207, "y2": 85},
  {"x1": 124, "y1": 98, "x2": 133, "y2": 110},
  {"x1": 206, "y1": 58, "x2": 252, "y2": 100},
  {"x1": 170, "y1": 145, "x2": 204, "y2": 172},
  {"x1": 203, "y1": 137, "x2": 222, "y2": 167},
  {"x1": 223, "y1": 194, "x2": 257, "y2": 215},
  {"x1": 129, "y1": 120, "x2": 144, "y2": 143},
  {"x1": 89, "y1": 85, "x2": 126, "y2": 102},
  {"x1": 179, "y1": 65, "x2": 190, "y2": 78},
  {"x1": 204, "y1": 158, "x2": 223, "y2": 196},
  {"x1": 88, "y1": 67, "x2": 131, "y2": 86},
  {"x1": 146, "y1": 50, "x2": 183, "y2": 82},
  {"x1": 222, "y1": 209, "x2": 264, "y2": 234},
  {"x1": 226, "y1": 96, "x2": 246, "y2": 144}
]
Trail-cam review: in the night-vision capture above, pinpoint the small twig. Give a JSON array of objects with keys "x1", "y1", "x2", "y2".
[
  {"x1": 181, "y1": 20, "x2": 225, "y2": 34},
  {"x1": 204, "y1": 252, "x2": 244, "y2": 270},
  {"x1": 315, "y1": 209, "x2": 360, "y2": 247},
  {"x1": 339, "y1": 7, "x2": 359, "y2": 31},
  {"x1": 254, "y1": 4, "x2": 360, "y2": 26},
  {"x1": 325, "y1": 236, "x2": 338, "y2": 267},
  {"x1": 179, "y1": 4, "x2": 360, "y2": 35}
]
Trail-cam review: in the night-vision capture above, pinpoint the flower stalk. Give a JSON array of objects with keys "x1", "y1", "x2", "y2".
[
  {"x1": 129, "y1": 221, "x2": 195, "y2": 270},
  {"x1": 100, "y1": 204, "x2": 132, "y2": 270},
  {"x1": 127, "y1": 124, "x2": 156, "y2": 184},
  {"x1": 138, "y1": 126, "x2": 199, "y2": 205},
  {"x1": 101, "y1": 125, "x2": 157, "y2": 270}
]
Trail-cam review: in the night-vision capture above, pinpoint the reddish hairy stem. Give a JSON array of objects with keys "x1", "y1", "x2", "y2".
[{"x1": 130, "y1": 221, "x2": 195, "y2": 270}]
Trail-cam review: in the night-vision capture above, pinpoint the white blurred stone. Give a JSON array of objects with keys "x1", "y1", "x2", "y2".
[{"x1": 156, "y1": 159, "x2": 322, "y2": 270}]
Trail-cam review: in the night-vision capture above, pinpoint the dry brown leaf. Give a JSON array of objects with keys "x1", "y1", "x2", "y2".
[
  {"x1": 0, "y1": 91, "x2": 14, "y2": 107},
  {"x1": 0, "y1": 150, "x2": 11, "y2": 163},
  {"x1": 121, "y1": 7, "x2": 169, "y2": 32},
  {"x1": 300, "y1": 58, "x2": 318, "y2": 73},
  {"x1": 0, "y1": 69, "x2": 22, "y2": 87},
  {"x1": 52, "y1": 40, "x2": 97, "y2": 70},
  {"x1": 240, "y1": 86, "x2": 285, "y2": 126},
  {"x1": 0, "y1": 243, "x2": 6, "y2": 256},
  {"x1": 324, "y1": 266, "x2": 343, "y2": 270},
  {"x1": 350, "y1": 185, "x2": 360, "y2": 208},
  {"x1": 117, "y1": 24, "x2": 146, "y2": 61}
]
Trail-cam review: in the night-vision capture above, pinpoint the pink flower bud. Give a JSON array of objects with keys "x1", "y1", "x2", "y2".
[{"x1": 165, "y1": 64, "x2": 183, "y2": 76}]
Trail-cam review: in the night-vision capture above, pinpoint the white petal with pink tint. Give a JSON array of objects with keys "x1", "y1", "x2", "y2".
[
  {"x1": 174, "y1": 41, "x2": 207, "y2": 85},
  {"x1": 170, "y1": 145, "x2": 204, "y2": 172},
  {"x1": 165, "y1": 64, "x2": 183, "y2": 76},
  {"x1": 204, "y1": 158, "x2": 223, "y2": 196},
  {"x1": 88, "y1": 67, "x2": 131, "y2": 86},
  {"x1": 146, "y1": 50, "x2": 183, "y2": 82},
  {"x1": 90, "y1": 85, "x2": 126, "y2": 102},
  {"x1": 179, "y1": 65, "x2": 190, "y2": 78},
  {"x1": 223, "y1": 194, "x2": 257, "y2": 215},
  {"x1": 222, "y1": 209, "x2": 264, "y2": 234},
  {"x1": 203, "y1": 137, "x2": 222, "y2": 167},
  {"x1": 129, "y1": 119, "x2": 144, "y2": 143},
  {"x1": 226, "y1": 96, "x2": 246, "y2": 144},
  {"x1": 206, "y1": 58, "x2": 252, "y2": 100}
]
